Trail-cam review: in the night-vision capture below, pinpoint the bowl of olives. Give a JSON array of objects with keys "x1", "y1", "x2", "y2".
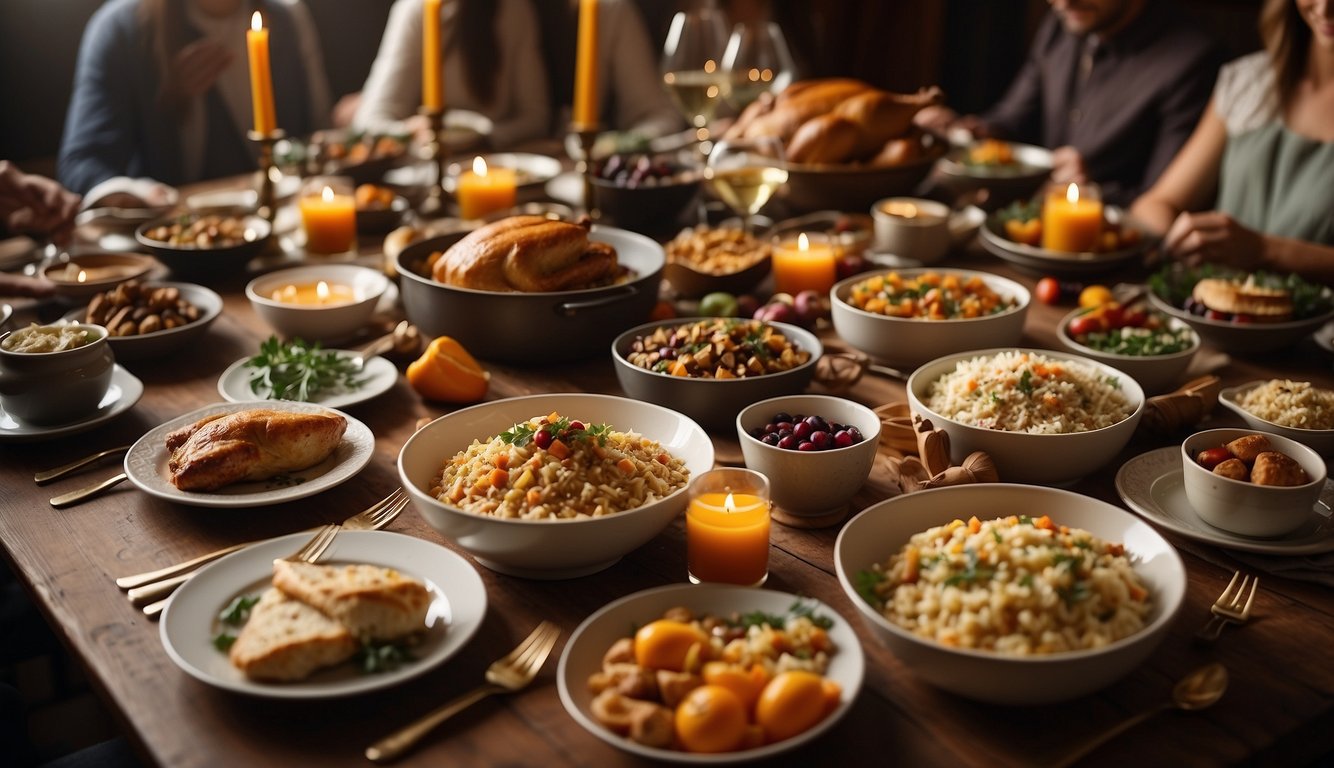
[{"x1": 590, "y1": 153, "x2": 702, "y2": 239}]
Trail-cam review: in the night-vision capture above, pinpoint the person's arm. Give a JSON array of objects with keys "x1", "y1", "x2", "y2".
[
  {"x1": 604, "y1": 1, "x2": 681, "y2": 138},
  {"x1": 352, "y1": 0, "x2": 422, "y2": 130},
  {"x1": 283, "y1": 0, "x2": 333, "y2": 130},
  {"x1": 487, "y1": 0, "x2": 549, "y2": 148},
  {"x1": 57, "y1": 7, "x2": 140, "y2": 196},
  {"x1": 1129, "y1": 97, "x2": 1227, "y2": 235},
  {"x1": 0, "y1": 161, "x2": 81, "y2": 245},
  {"x1": 1161, "y1": 209, "x2": 1334, "y2": 283}
]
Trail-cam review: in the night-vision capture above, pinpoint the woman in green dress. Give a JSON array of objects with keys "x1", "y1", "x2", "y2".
[{"x1": 1131, "y1": 0, "x2": 1334, "y2": 282}]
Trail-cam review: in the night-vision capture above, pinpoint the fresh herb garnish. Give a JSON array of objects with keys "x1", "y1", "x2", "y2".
[
  {"x1": 734, "y1": 599, "x2": 834, "y2": 630},
  {"x1": 499, "y1": 416, "x2": 613, "y2": 447},
  {"x1": 212, "y1": 593, "x2": 260, "y2": 654},
  {"x1": 944, "y1": 548, "x2": 995, "y2": 587},
  {"x1": 1058, "y1": 581, "x2": 1091, "y2": 606},
  {"x1": 357, "y1": 640, "x2": 414, "y2": 674},
  {"x1": 212, "y1": 633, "x2": 238, "y2": 652},
  {"x1": 245, "y1": 336, "x2": 365, "y2": 402},
  {"x1": 1017, "y1": 369, "x2": 1033, "y2": 395}
]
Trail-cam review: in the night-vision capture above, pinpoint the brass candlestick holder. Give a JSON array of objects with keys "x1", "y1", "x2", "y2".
[
  {"x1": 418, "y1": 107, "x2": 450, "y2": 218},
  {"x1": 571, "y1": 122, "x2": 600, "y2": 218},
  {"x1": 247, "y1": 128, "x2": 286, "y2": 222}
]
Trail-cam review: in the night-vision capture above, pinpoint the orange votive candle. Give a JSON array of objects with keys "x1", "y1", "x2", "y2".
[
  {"x1": 300, "y1": 186, "x2": 357, "y2": 254},
  {"x1": 771, "y1": 232, "x2": 837, "y2": 296},
  {"x1": 1041, "y1": 182, "x2": 1103, "y2": 253},
  {"x1": 455, "y1": 157, "x2": 517, "y2": 220},
  {"x1": 422, "y1": 0, "x2": 443, "y2": 111},
  {"x1": 246, "y1": 12, "x2": 277, "y2": 134},
  {"x1": 572, "y1": 0, "x2": 600, "y2": 127},
  {"x1": 687, "y1": 469, "x2": 770, "y2": 586},
  {"x1": 269, "y1": 280, "x2": 356, "y2": 306}
]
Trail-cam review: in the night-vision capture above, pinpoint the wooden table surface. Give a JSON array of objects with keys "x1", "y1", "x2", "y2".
[{"x1": 2, "y1": 203, "x2": 1332, "y2": 768}]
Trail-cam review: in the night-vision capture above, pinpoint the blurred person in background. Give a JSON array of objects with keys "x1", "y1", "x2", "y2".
[
  {"x1": 915, "y1": 0, "x2": 1224, "y2": 206},
  {"x1": 352, "y1": 0, "x2": 550, "y2": 149},
  {"x1": 58, "y1": 0, "x2": 331, "y2": 207},
  {"x1": 0, "y1": 160, "x2": 80, "y2": 299},
  {"x1": 1131, "y1": 0, "x2": 1334, "y2": 282}
]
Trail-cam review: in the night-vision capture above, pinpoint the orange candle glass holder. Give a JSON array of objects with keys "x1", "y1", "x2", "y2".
[
  {"x1": 1041, "y1": 181, "x2": 1103, "y2": 253},
  {"x1": 771, "y1": 231, "x2": 837, "y2": 296},
  {"x1": 455, "y1": 157, "x2": 518, "y2": 220},
  {"x1": 299, "y1": 176, "x2": 357, "y2": 255},
  {"x1": 686, "y1": 468, "x2": 771, "y2": 586}
]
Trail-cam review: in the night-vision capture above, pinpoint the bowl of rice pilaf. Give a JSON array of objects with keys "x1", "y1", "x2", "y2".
[
  {"x1": 1218, "y1": 379, "x2": 1334, "y2": 457},
  {"x1": 906, "y1": 348, "x2": 1144, "y2": 485},
  {"x1": 398, "y1": 393, "x2": 714, "y2": 579},
  {"x1": 834, "y1": 484, "x2": 1185, "y2": 704}
]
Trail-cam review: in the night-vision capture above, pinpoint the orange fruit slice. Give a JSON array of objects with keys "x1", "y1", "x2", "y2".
[{"x1": 406, "y1": 335, "x2": 489, "y2": 403}]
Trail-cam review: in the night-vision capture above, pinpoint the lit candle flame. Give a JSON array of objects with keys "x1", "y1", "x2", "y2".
[
  {"x1": 1066, "y1": 182, "x2": 1080, "y2": 204},
  {"x1": 797, "y1": 232, "x2": 810, "y2": 252},
  {"x1": 76, "y1": 270, "x2": 87, "y2": 283},
  {"x1": 723, "y1": 492, "x2": 737, "y2": 512},
  {"x1": 251, "y1": 11, "x2": 263, "y2": 32},
  {"x1": 884, "y1": 201, "x2": 918, "y2": 218},
  {"x1": 321, "y1": 185, "x2": 335, "y2": 202},
  {"x1": 316, "y1": 281, "x2": 330, "y2": 302},
  {"x1": 472, "y1": 156, "x2": 489, "y2": 176}
]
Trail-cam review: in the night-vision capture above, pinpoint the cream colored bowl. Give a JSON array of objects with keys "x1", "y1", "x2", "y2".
[
  {"x1": 1181, "y1": 428, "x2": 1327, "y2": 538},
  {"x1": 1056, "y1": 308, "x2": 1200, "y2": 395},
  {"x1": 398, "y1": 393, "x2": 714, "y2": 579},
  {"x1": 835, "y1": 484, "x2": 1185, "y2": 705},
  {"x1": 246, "y1": 265, "x2": 388, "y2": 343}
]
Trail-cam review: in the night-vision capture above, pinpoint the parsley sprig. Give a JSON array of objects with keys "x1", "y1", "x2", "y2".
[
  {"x1": 212, "y1": 593, "x2": 261, "y2": 652},
  {"x1": 734, "y1": 600, "x2": 834, "y2": 631},
  {"x1": 245, "y1": 336, "x2": 366, "y2": 402},
  {"x1": 499, "y1": 416, "x2": 612, "y2": 447}
]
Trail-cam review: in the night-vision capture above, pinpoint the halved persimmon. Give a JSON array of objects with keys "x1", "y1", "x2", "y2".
[
  {"x1": 754, "y1": 670, "x2": 841, "y2": 743},
  {"x1": 406, "y1": 335, "x2": 489, "y2": 403},
  {"x1": 674, "y1": 684, "x2": 748, "y2": 753}
]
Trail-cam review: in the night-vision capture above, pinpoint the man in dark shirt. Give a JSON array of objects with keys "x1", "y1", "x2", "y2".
[{"x1": 918, "y1": 0, "x2": 1225, "y2": 206}]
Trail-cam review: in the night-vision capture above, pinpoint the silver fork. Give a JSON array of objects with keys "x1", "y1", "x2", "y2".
[
  {"x1": 138, "y1": 490, "x2": 408, "y2": 618},
  {"x1": 1196, "y1": 571, "x2": 1259, "y2": 643},
  {"x1": 365, "y1": 621, "x2": 561, "y2": 764}
]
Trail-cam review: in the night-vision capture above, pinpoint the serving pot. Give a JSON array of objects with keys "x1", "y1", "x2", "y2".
[{"x1": 396, "y1": 224, "x2": 665, "y2": 364}]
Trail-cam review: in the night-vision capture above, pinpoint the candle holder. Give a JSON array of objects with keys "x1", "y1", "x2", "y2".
[
  {"x1": 570, "y1": 122, "x2": 601, "y2": 218},
  {"x1": 247, "y1": 128, "x2": 286, "y2": 222},
  {"x1": 686, "y1": 467, "x2": 771, "y2": 586},
  {"x1": 418, "y1": 106, "x2": 450, "y2": 218}
]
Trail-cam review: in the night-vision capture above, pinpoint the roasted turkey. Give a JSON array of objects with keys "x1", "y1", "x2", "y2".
[
  {"x1": 431, "y1": 215, "x2": 618, "y2": 292},
  {"x1": 166, "y1": 408, "x2": 347, "y2": 491}
]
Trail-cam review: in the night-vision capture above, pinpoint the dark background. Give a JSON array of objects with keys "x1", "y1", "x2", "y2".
[{"x1": 0, "y1": 0, "x2": 1262, "y2": 177}]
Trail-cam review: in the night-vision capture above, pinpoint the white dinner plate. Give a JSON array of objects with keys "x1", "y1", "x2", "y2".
[
  {"x1": 217, "y1": 351, "x2": 398, "y2": 409},
  {"x1": 545, "y1": 171, "x2": 583, "y2": 208},
  {"x1": 0, "y1": 364, "x2": 143, "y2": 443},
  {"x1": 160, "y1": 530, "x2": 487, "y2": 698},
  {"x1": 557, "y1": 584, "x2": 865, "y2": 764},
  {"x1": 1115, "y1": 446, "x2": 1334, "y2": 555},
  {"x1": 123, "y1": 400, "x2": 374, "y2": 508}
]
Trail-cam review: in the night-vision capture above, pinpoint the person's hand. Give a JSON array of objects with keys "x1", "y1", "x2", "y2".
[
  {"x1": 161, "y1": 39, "x2": 233, "y2": 106},
  {"x1": 332, "y1": 92, "x2": 361, "y2": 129},
  {"x1": 0, "y1": 161, "x2": 82, "y2": 246},
  {"x1": 0, "y1": 272, "x2": 55, "y2": 299},
  {"x1": 1163, "y1": 210, "x2": 1266, "y2": 271},
  {"x1": 1050, "y1": 146, "x2": 1088, "y2": 187}
]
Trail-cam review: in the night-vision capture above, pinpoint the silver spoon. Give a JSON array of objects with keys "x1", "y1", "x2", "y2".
[
  {"x1": 355, "y1": 320, "x2": 420, "y2": 367},
  {"x1": 1051, "y1": 663, "x2": 1228, "y2": 768}
]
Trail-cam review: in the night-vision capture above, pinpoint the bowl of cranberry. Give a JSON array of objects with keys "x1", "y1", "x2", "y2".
[
  {"x1": 737, "y1": 394, "x2": 881, "y2": 521},
  {"x1": 589, "y1": 152, "x2": 702, "y2": 239}
]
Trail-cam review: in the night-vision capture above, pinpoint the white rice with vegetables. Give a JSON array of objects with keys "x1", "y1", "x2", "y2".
[
  {"x1": 924, "y1": 351, "x2": 1134, "y2": 433},
  {"x1": 1236, "y1": 379, "x2": 1334, "y2": 430},
  {"x1": 430, "y1": 412, "x2": 690, "y2": 520},
  {"x1": 863, "y1": 515, "x2": 1151, "y2": 655}
]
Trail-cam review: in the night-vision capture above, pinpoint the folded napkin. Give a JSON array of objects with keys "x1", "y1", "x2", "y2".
[{"x1": 1182, "y1": 537, "x2": 1334, "y2": 589}]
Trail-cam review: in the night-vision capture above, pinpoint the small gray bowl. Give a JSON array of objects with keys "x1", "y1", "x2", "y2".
[{"x1": 612, "y1": 318, "x2": 822, "y2": 433}]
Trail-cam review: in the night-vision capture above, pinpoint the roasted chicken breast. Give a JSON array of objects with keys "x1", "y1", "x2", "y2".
[{"x1": 166, "y1": 408, "x2": 346, "y2": 491}]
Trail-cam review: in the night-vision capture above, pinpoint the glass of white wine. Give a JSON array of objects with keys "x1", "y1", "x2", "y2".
[
  {"x1": 705, "y1": 135, "x2": 788, "y2": 234},
  {"x1": 721, "y1": 21, "x2": 795, "y2": 112},
  {"x1": 661, "y1": 6, "x2": 731, "y2": 148}
]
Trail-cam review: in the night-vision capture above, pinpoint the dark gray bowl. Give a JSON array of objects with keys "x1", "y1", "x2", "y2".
[
  {"x1": 611, "y1": 318, "x2": 823, "y2": 433},
  {"x1": 135, "y1": 214, "x2": 272, "y2": 281},
  {"x1": 396, "y1": 224, "x2": 665, "y2": 365}
]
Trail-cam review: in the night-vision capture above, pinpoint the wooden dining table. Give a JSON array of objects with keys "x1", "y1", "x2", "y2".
[{"x1": 2, "y1": 178, "x2": 1332, "y2": 768}]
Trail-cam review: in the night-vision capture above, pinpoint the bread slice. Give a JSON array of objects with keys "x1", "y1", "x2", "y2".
[
  {"x1": 228, "y1": 587, "x2": 359, "y2": 682},
  {"x1": 1192, "y1": 278, "x2": 1293, "y2": 320},
  {"x1": 272, "y1": 559, "x2": 431, "y2": 642}
]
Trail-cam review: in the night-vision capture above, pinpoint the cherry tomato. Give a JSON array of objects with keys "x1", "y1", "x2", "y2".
[
  {"x1": 1035, "y1": 277, "x2": 1062, "y2": 305},
  {"x1": 1196, "y1": 446, "x2": 1232, "y2": 470},
  {"x1": 1067, "y1": 313, "x2": 1102, "y2": 337}
]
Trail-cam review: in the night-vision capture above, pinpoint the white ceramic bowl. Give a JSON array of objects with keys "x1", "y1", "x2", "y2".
[
  {"x1": 870, "y1": 197, "x2": 952, "y2": 264},
  {"x1": 557, "y1": 583, "x2": 865, "y2": 763},
  {"x1": 736, "y1": 394, "x2": 880, "y2": 518},
  {"x1": 831, "y1": 268, "x2": 1029, "y2": 369},
  {"x1": 612, "y1": 318, "x2": 823, "y2": 433},
  {"x1": 246, "y1": 265, "x2": 388, "y2": 343},
  {"x1": 1056, "y1": 308, "x2": 1200, "y2": 394},
  {"x1": 61, "y1": 281, "x2": 223, "y2": 362},
  {"x1": 1180, "y1": 428, "x2": 1327, "y2": 538},
  {"x1": 834, "y1": 484, "x2": 1185, "y2": 705},
  {"x1": 906, "y1": 348, "x2": 1144, "y2": 486},
  {"x1": 1218, "y1": 381, "x2": 1334, "y2": 457},
  {"x1": 398, "y1": 393, "x2": 715, "y2": 579}
]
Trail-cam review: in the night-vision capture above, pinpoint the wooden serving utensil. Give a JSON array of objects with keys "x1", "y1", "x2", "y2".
[
  {"x1": 1141, "y1": 375, "x2": 1221, "y2": 435},
  {"x1": 880, "y1": 408, "x2": 999, "y2": 493}
]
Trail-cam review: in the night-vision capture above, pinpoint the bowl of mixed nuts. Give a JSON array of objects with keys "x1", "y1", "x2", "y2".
[
  {"x1": 135, "y1": 213, "x2": 272, "y2": 280},
  {"x1": 611, "y1": 317, "x2": 822, "y2": 432},
  {"x1": 662, "y1": 224, "x2": 772, "y2": 299},
  {"x1": 61, "y1": 280, "x2": 222, "y2": 361}
]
